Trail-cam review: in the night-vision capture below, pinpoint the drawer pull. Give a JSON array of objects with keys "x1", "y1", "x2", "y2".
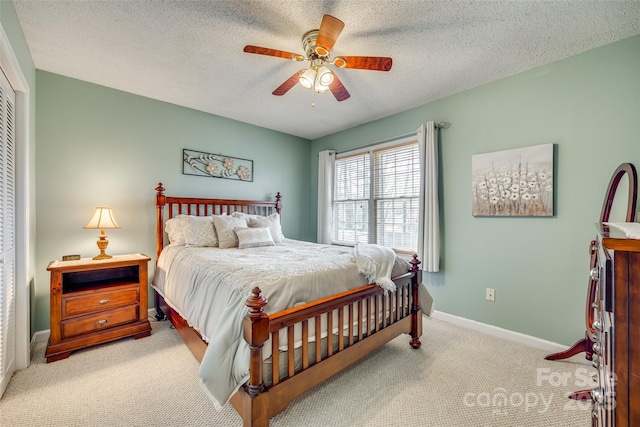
[
  {"x1": 98, "y1": 298, "x2": 110, "y2": 305},
  {"x1": 96, "y1": 319, "x2": 108, "y2": 326}
]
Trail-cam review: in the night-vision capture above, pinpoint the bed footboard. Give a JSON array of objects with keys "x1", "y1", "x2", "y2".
[{"x1": 235, "y1": 256, "x2": 422, "y2": 427}]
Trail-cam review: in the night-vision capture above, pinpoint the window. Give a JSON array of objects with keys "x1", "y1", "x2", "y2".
[{"x1": 332, "y1": 140, "x2": 420, "y2": 253}]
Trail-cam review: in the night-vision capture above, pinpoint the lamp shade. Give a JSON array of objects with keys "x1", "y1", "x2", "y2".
[
  {"x1": 83, "y1": 207, "x2": 120, "y2": 230},
  {"x1": 298, "y1": 68, "x2": 316, "y2": 89}
]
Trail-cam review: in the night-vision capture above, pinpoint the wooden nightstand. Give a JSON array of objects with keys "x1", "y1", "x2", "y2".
[{"x1": 45, "y1": 253, "x2": 152, "y2": 362}]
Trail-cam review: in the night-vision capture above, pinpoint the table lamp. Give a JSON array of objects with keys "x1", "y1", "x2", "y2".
[{"x1": 84, "y1": 207, "x2": 120, "y2": 260}]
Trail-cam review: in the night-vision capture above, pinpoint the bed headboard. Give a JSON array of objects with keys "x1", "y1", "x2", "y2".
[{"x1": 155, "y1": 183, "x2": 282, "y2": 261}]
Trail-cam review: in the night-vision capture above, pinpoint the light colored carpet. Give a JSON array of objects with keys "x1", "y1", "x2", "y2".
[{"x1": 0, "y1": 317, "x2": 593, "y2": 426}]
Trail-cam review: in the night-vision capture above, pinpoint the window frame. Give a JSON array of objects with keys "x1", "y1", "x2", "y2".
[{"x1": 332, "y1": 135, "x2": 420, "y2": 253}]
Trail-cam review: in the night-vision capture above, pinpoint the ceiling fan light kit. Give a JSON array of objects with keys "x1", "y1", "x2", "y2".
[{"x1": 244, "y1": 14, "x2": 392, "y2": 102}]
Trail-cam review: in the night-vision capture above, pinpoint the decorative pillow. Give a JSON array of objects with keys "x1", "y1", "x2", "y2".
[
  {"x1": 235, "y1": 227, "x2": 275, "y2": 249},
  {"x1": 182, "y1": 215, "x2": 218, "y2": 247},
  {"x1": 212, "y1": 214, "x2": 247, "y2": 248},
  {"x1": 248, "y1": 213, "x2": 285, "y2": 244},
  {"x1": 231, "y1": 211, "x2": 258, "y2": 224},
  {"x1": 164, "y1": 215, "x2": 186, "y2": 245}
]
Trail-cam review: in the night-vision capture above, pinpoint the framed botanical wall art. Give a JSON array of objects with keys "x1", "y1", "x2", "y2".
[
  {"x1": 472, "y1": 143, "x2": 554, "y2": 217},
  {"x1": 183, "y1": 149, "x2": 253, "y2": 182}
]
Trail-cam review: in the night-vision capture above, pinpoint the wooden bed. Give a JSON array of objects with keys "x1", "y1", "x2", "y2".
[{"x1": 153, "y1": 183, "x2": 423, "y2": 427}]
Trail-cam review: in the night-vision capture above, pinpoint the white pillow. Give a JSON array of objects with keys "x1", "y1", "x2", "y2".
[
  {"x1": 235, "y1": 227, "x2": 275, "y2": 249},
  {"x1": 182, "y1": 215, "x2": 218, "y2": 247},
  {"x1": 212, "y1": 214, "x2": 247, "y2": 248},
  {"x1": 164, "y1": 215, "x2": 186, "y2": 245},
  {"x1": 231, "y1": 211, "x2": 258, "y2": 223},
  {"x1": 248, "y1": 213, "x2": 285, "y2": 244}
]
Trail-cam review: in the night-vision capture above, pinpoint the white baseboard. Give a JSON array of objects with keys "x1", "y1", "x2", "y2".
[
  {"x1": 32, "y1": 309, "x2": 566, "y2": 355},
  {"x1": 431, "y1": 310, "x2": 568, "y2": 354},
  {"x1": 31, "y1": 329, "x2": 50, "y2": 346}
]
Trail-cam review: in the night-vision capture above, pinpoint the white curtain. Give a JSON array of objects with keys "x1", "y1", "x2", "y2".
[
  {"x1": 317, "y1": 150, "x2": 336, "y2": 244},
  {"x1": 417, "y1": 122, "x2": 440, "y2": 272}
]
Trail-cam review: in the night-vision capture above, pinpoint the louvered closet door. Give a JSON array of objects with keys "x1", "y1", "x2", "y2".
[{"x1": 0, "y1": 69, "x2": 16, "y2": 398}]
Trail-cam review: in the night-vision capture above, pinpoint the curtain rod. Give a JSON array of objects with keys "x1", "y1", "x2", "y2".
[{"x1": 336, "y1": 121, "x2": 450, "y2": 155}]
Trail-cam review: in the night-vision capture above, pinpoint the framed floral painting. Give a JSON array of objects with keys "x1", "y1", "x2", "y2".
[
  {"x1": 183, "y1": 149, "x2": 253, "y2": 182},
  {"x1": 472, "y1": 143, "x2": 554, "y2": 216}
]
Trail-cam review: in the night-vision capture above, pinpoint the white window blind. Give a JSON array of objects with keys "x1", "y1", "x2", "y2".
[
  {"x1": 333, "y1": 140, "x2": 420, "y2": 253},
  {"x1": 333, "y1": 152, "x2": 370, "y2": 245}
]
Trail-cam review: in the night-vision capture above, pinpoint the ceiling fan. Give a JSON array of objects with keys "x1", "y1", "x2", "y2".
[{"x1": 243, "y1": 14, "x2": 392, "y2": 102}]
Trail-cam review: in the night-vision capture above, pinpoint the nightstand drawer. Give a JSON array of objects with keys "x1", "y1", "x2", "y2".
[
  {"x1": 62, "y1": 287, "x2": 139, "y2": 318},
  {"x1": 62, "y1": 305, "x2": 139, "y2": 339}
]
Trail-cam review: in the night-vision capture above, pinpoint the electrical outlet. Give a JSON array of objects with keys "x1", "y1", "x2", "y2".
[{"x1": 486, "y1": 288, "x2": 495, "y2": 302}]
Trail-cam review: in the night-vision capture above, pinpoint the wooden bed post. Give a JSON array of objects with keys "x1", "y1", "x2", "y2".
[
  {"x1": 239, "y1": 287, "x2": 270, "y2": 426},
  {"x1": 244, "y1": 287, "x2": 269, "y2": 397},
  {"x1": 154, "y1": 183, "x2": 168, "y2": 322},
  {"x1": 155, "y1": 182, "x2": 166, "y2": 263},
  {"x1": 275, "y1": 192, "x2": 282, "y2": 214},
  {"x1": 409, "y1": 255, "x2": 422, "y2": 349}
]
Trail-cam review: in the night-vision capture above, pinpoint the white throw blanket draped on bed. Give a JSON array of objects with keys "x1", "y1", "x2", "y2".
[
  {"x1": 354, "y1": 242, "x2": 396, "y2": 292},
  {"x1": 152, "y1": 239, "x2": 433, "y2": 410}
]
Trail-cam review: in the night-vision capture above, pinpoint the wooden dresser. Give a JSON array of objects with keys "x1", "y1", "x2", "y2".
[
  {"x1": 45, "y1": 253, "x2": 152, "y2": 362},
  {"x1": 591, "y1": 224, "x2": 639, "y2": 426}
]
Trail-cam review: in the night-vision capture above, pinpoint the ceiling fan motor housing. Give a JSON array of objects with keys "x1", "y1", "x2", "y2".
[{"x1": 302, "y1": 30, "x2": 329, "y2": 59}]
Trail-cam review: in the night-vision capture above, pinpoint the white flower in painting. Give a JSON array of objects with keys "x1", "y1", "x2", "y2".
[
  {"x1": 528, "y1": 181, "x2": 537, "y2": 188},
  {"x1": 489, "y1": 178, "x2": 497, "y2": 185},
  {"x1": 510, "y1": 184, "x2": 519, "y2": 193},
  {"x1": 480, "y1": 195, "x2": 488, "y2": 201},
  {"x1": 489, "y1": 188, "x2": 497, "y2": 195},
  {"x1": 206, "y1": 162, "x2": 219, "y2": 175},
  {"x1": 501, "y1": 190, "x2": 511, "y2": 198},
  {"x1": 531, "y1": 194, "x2": 539, "y2": 200},
  {"x1": 539, "y1": 172, "x2": 548, "y2": 180},
  {"x1": 223, "y1": 158, "x2": 235, "y2": 170},
  {"x1": 510, "y1": 193, "x2": 519, "y2": 201},
  {"x1": 522, "y1": 193, "x2": 532, "y2": 201},
  {"x1": 478, "y1": 182, "x2": 487, "y2": 189},
  {"x1": 520, "y1": 181, "x2": 528, "y2": 188},
  {"x1": 490, "y1": 196, "x2": 499, "y2": 204},
  {"x1": 237, "y1": 166, "x2": 251, "y2": 181},
  {"x1": 502, "y1": 177, "x2": 511, "y2": 185}
]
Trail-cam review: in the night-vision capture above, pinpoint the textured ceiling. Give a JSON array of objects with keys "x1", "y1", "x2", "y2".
[{"x1": 12, "y1": 0, "x2": 640, "y2": 140}]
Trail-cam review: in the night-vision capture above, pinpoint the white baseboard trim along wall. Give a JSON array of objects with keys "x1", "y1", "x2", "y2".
[
  {"x1": 31, "y1": 309, "x2": 569, "y2": 355},
  {"x1": 431, "y1": 310, "x2": 569, "y2": 354},
  {"x1": 31, "y1": 329, "x2": 50, "y2": 346}
]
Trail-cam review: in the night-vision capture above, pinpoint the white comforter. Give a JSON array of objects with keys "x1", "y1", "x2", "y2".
[{"x1": 152, "y1": 239, "x2": 431, "y2": 409}]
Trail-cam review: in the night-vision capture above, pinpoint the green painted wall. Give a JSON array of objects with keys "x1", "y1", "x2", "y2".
[
  {"x1": 28, "y1": 31, "x2": 640, "y2": 344},
  {"x1": 35, "y1": 71, "x2": 311, "y2": 332},
  {"x1": 310, "y1": 35, "x2": 640, "y2": 346}
]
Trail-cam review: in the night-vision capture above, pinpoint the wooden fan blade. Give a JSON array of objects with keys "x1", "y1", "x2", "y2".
[
  {"x1": 244, "y1": 45, "x2": 304, "y2": 61},
  {"x1": 315, "y1": 15, "x2": 345, "y2": 55},
  {"x1": 272, "y1": 72, "x2": 300, "y2": 96},
  {"x1": 329, "y1": 74, "x2": 350, "y2": 102},
  {"x1": 334, "y1": 56, "x2": 392, "y2": 71}
]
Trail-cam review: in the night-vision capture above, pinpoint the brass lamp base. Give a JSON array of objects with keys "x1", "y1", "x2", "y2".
[{"x1": 93, "y1": 231, "x2": 113, "y2": 260}]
